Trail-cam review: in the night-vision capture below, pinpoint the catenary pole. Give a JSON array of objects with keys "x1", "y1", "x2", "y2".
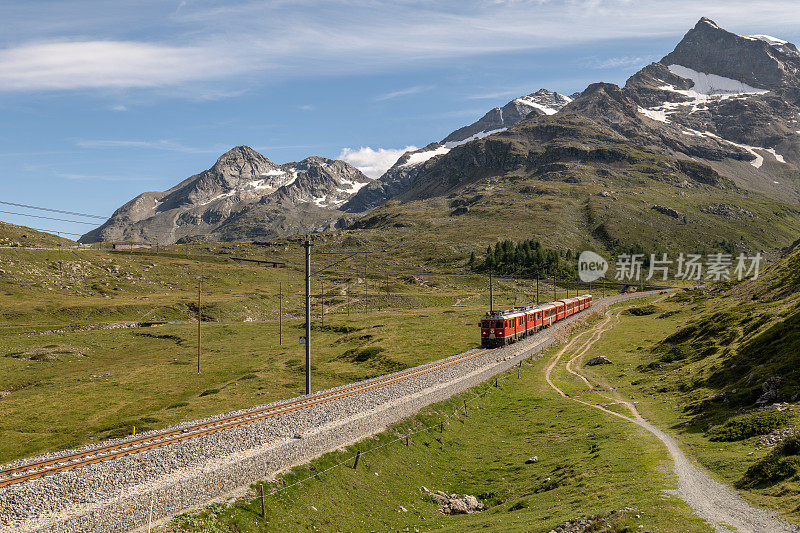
[
  {"x1": 489, "y1": 270, "x2": 494, "y2": 312},
  {"x1": 304, "y1": 238, "x2": 312, "y2": 395},
  {"x1": 197, "y1": 272, "x2": 201, "y2": 374}
]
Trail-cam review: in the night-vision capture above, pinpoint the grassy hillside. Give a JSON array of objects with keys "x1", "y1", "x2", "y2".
[
  {"x1": 0, "y1": 220, "x2": 75, "y2": 248},
  {"x1": 165, "y1": 243, "x2": 800, "y2": 531},
  {"x1": 0, "y1": 239, "x2": 584, "y2": 463},
  {"x1": 346, "y1": 112, "x2": 800, "y2": 265},
  {"x1": 559, "y1": 245, "x2": 800, "y2": 522},
  {"x1": 163, "y1": 338, "x2": 710, "y2": 533}
]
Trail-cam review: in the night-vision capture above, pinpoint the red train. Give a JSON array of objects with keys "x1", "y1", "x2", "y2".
[{"x1": 480, "y1": 294, "x2": 593, "y2": 347}]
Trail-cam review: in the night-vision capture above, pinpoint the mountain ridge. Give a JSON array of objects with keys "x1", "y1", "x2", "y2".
[{"x1": 79, "y1": 146, "x2": 370, "y2": 244}]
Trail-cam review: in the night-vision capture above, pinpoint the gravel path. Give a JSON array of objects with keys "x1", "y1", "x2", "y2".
[{"x1": 546, "y1": 300, "x2": 800, "y2": 533}]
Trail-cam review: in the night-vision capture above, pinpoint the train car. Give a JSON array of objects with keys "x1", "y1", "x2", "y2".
[
  {"x1": 481, "y1": 294, "x2": 594, "y2": 347},
  {"x1": 480, "y1": 308, "x2": 526, "y2": 347},
  {"x1": 558, "y1": 297, "x2": 580, "y2": 317}
]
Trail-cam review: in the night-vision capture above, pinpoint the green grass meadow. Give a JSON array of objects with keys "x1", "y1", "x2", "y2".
[{"x1": 164, "y1": 336, "x2": 710, "y2": 533}]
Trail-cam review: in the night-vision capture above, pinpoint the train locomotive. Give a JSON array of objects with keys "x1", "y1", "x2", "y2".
[{"x1": 480, "y1": 294, "x2": 593, "y2": 347}]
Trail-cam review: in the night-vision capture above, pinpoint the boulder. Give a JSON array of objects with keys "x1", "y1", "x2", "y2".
[
  {"x1": 586, "y1": 356, "x2": 612, "y2": 366},
  {"x1": 756, "y1": 377, "x2": 782, "y2": 405},
  {"x1": 428, "y1": 490, "x2": 485, "y2": 515}
]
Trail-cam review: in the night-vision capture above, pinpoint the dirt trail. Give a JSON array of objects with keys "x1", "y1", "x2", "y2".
[{"x1": 544, "y1": 303, "x2": 799, "y2": 533}]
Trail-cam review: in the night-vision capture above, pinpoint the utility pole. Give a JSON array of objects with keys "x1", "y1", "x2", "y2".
[
  {"x1": 536, "y1": 273, "x2": 539, "y2": 305},
  {"x1": 602, "y1": 278, "x2": 605, "y2": 298},
  {"x1": 304, "y1": 238, "x2": 312, "y2": 395},
  {"x1": 321, "y1": 280, "x2": 324, "y2": 327},
  {"x1": 553, "y1": 274, "x2": 556, "y2": 302},
  {"x1": 489, "y1": 270, "x2": 494, "y2": 312},
  {"x1": 377, "y1": 278, "x2": 380, "y2": 312},
  {"x1": 364, "y1": 256, "x2": 368, "y2": 313},
  {"x1": 197, "y1": 272, "x2": 201, "y2": 374},
  {"x1": 279, "y1": 281, "x2": 282, "y2": 346}
]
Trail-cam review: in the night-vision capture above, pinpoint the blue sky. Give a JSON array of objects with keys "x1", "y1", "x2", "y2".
[{"x1": 3, "y1": 0, "x2": 800, "y2": 237}]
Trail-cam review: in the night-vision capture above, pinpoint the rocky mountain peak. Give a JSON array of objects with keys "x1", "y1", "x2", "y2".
[
  {"x1": 80, "y1": 147, "x2": 371, "y2": 244},
  {"x1": 441, "y1": 88, "x2": 571, "y2": 147},
  {"x1": 210, "y1": 145, "x2": 277, "y2": 182},
  {"x1": 661, "y1": 17, "x2": 800, "y2": 91},
  {"x1": 564, "y1": 82, "x2": 639, "y2": 127}
]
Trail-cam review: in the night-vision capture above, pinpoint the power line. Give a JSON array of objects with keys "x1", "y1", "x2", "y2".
[
  {"x1": 0, "y1": 209, "x2": 98, "y2": 225},
  {"x1": 29, "y1": 228, "x2": 83, "y2": 237},
  {"x1": 0, "y1": 200, "x2": 107, "y2": 219}
]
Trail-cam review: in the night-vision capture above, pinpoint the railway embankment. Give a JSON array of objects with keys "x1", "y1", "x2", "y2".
[{"x1": 0, "y1": 290, "x2": 662, "y2": 532}]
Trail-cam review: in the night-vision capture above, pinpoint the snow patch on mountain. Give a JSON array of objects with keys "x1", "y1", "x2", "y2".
[
  {"x1": 764, "y1": 148, "x2": 786, "y2": 164},
  {"x1": 399, "y1": 145, "x2": 450, "y2": 167},
  {"x1": 678, "y1": 127, "x2": 788, "y2": 168},
  {"x1": 637, "y1": 106, "x2": 670, "y2": 123},
  {"x1": 338, "y1": 179, "x2": 368, "y2": 195},
  {"x1": 746, "y1": 34, "x2": 789, "y2": 46},
  {"x1": 443, "y1": 128, "x2": 506, "y2": 149},
  {"x1": 199, "y1": 189, "x2": 237, "y2": 206},
  {"x1": 666, "y1": 65, "x2": 769, "y2": 96},
  {"x1": 514, "y1": 93, "x2": 572, "y2": 115}
]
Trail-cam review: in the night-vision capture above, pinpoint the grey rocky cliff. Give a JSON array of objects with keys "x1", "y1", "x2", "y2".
[{"x1": 80, "y1": 146, "x2": 370, "y2": 244}]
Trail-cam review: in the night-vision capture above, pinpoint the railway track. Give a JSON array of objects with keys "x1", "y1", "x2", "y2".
[{"x1": 0, "y1": 346, "x2": 503, "y2": 489}]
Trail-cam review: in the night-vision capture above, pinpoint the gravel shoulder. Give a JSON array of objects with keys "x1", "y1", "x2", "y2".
[
  {"x1": 546, "y1": 300, "x2": 800, "y2": 533},
  {"x1": 1, "y1": 294, "x2": 642, "y2": 532}
]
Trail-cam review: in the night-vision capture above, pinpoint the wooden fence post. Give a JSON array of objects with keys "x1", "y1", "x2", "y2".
[{"x1": 260, "y1": 484, "x2": 266, "y2": 519}]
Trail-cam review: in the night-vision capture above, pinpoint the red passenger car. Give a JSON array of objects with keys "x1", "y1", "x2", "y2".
[{"x1": 480, "y1": 294, "x2": 594, "y2": 348}]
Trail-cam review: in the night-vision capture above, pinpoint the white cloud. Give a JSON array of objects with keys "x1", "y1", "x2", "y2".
[
  {"x1": 1, "y1": 2, "x2": 800, "y2": 92},
  {"x1": 297, "y1": 104, "x2": 315, "y2": 111},
  {"x1": 108, "y1": 104, "x2": 128, "y2": 111},
  {"x1": 0, "y1": 40, "x2": 247, "y2": 91},
  {"x1": 337, "y1": 146, "x2": 418, "y2": 178},
  {"x1": 74, "y1": 138, "x2": 220, "y2": 153},
  {"x1": 582, "y1": 55, "x2": 657, "y2": 69},
  {"x1": 373, "y1": 85, "x2": 434, "y2": 101}
]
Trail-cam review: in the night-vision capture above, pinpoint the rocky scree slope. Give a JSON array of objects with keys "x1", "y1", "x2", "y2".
[{"x1": 80, "y1": 146, "x2": 370, "y2": 244}]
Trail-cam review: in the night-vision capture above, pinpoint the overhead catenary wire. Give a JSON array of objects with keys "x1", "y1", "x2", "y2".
[
  {"x1": 27, "y1": 227, "x2": 84, "y2": 237},
  {"x1": 0, "y1": 200, "x2": 107, "y2": 219},
  {"x1": 0, "y1": 209, "x2": 98, "y2": 225}
]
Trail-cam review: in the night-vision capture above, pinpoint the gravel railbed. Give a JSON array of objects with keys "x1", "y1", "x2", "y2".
[{"x1": 0, "y1": 291, "x2": 660, "y2": 532}]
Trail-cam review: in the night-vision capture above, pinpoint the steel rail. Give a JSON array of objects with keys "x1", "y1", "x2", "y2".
[
  {"x1": 0, "y1": 302, "x2": 595, "y2": 488},
  {"x1": 0, "y1": 347, "x2": 499, "y2": 487}
]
